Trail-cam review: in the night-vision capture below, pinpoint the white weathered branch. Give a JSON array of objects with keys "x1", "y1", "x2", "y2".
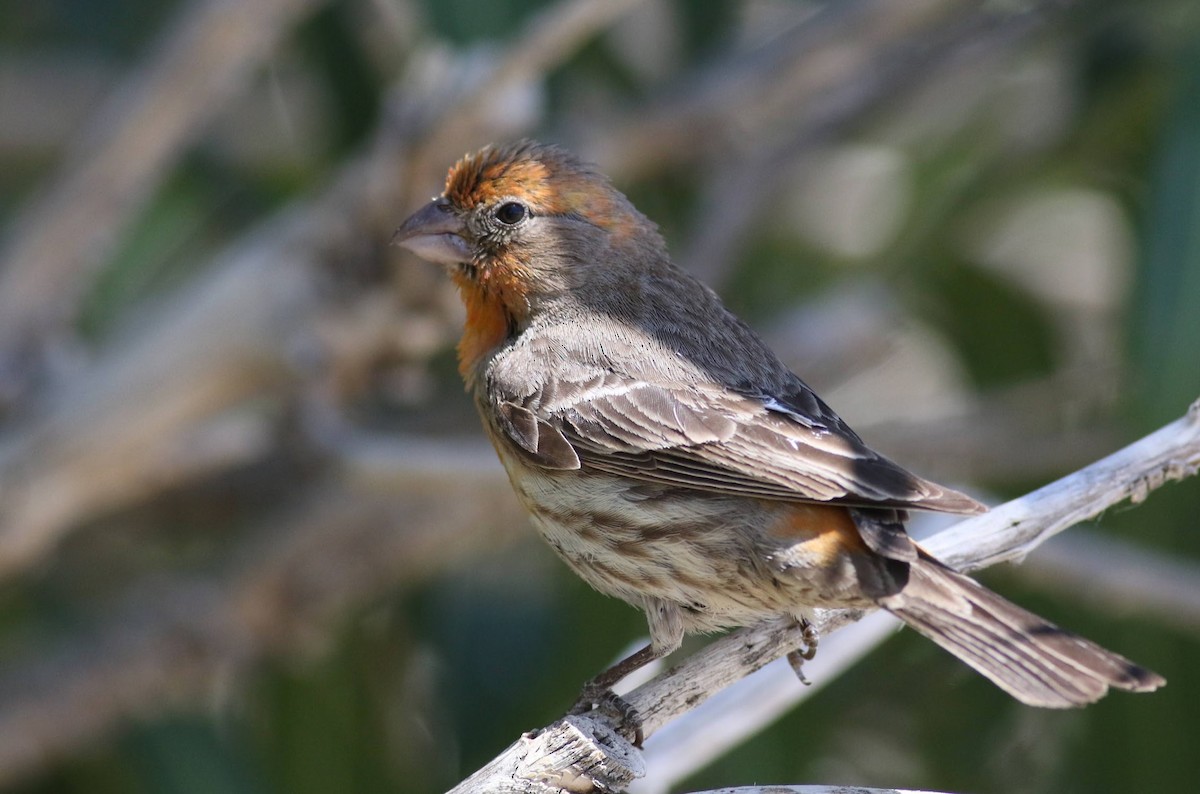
[
  {"x1": 630, "y1": 612, "x2": 902, "y2": 794},
  {"x1": 924, "y1": 398, "x2": 1200, "y2": 571},
  {"x1": 449, "y1": 397, "x2": 1200, "y2": 793},
  {"x1": 450, "y1": 716, "x2": 645, "y2": 794}
]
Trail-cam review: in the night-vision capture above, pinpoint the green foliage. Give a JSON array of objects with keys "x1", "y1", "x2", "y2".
[
  {"x1": 723, "y1": 235, "x2": 843, "y2": 321},
  {"x1": 422, "y1": 0, "x2": 556, "y2": 44},
  {"x1": 919, "y1": 260, "x2": 1058, "y2": 389},
  {"x1": 296, "y1": 5, "x2": 385, "y2": 154},
  {"x1": 122, "y1": 718, "x2": 264, "y2": 794},
  {"x1": 255, "y1": 633, "x2": 403, "y2": 794},
  {"x1": 1132, "y1": 43, "x2": 1200, "y2": 426}
]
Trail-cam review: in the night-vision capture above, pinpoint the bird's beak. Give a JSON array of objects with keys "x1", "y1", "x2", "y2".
[{"x1": 392, "y1": 198, "x2": 473, "y2": 266}]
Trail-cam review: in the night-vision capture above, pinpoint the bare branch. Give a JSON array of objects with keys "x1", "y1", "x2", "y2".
[
  {"x1": 925, "y1": 398, "x2": 1200, "y2": 572},
  {"x1": 631, "y1": 613, "x2": 902, "y2": 794},
  {"x1": 450, "y1": 715, "x2": 645, "y2": 794}
]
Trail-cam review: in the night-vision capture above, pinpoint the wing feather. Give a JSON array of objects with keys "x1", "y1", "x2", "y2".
[{"x1": 501, "y1": 373, "x2": 983, "y2": 514}]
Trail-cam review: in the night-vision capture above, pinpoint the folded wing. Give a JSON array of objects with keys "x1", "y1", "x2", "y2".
[{"x1": 499, "y1": 372, "x2": 984, "y2": 515}]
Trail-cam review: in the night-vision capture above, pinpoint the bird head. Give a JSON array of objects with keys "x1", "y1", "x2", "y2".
[
  {"x1": 394, "y1": 140, "x2": 664, "y2": 306},
  {"x1": 393, "y1": 141, "x2": 667, "y2": 381}
]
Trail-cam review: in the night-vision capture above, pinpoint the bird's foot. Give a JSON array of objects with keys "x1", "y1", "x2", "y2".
[
  {"x1": 786, "y1": 619, "x2": 820, "y2": 685},
  {"x1": 571, "y1": 683, "x2": 645, "y2": 748}
]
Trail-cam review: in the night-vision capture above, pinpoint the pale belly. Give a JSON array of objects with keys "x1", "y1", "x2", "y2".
[{"x1": 507, "y1": 462, "x2": 877, "y2": 634}]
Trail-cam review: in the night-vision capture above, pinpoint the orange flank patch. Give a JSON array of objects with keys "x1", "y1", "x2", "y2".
[{"x1": 767, "y1": 503, "x2": 867, "y2": 564}]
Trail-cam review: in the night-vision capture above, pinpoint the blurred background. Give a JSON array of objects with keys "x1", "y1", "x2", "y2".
[{"x1": 1, "y1": 0, "x2": 1199, "y2": 792}]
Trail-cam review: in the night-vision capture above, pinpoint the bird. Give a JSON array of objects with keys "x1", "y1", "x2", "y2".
[{"x1": 393, "y1": 140, "x2": 1164, "y2": 720}]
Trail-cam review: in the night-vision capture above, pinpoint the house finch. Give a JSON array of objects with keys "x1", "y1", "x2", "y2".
[{"x1": 394, "y1": 140, "x2": 1163, "y2": 716}]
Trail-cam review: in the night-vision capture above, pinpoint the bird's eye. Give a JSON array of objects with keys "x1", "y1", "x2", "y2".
[{"x1": 494, "y1": 202, "x2": 527, "y2": 225}]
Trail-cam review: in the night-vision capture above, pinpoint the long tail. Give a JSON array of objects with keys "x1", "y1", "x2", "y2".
[{"x1": 879, "y1": 551, "x2": 1165, "y2": 707}]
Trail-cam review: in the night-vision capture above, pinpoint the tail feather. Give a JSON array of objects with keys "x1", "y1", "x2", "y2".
[{"x1": 880, "y1": 552, "x2": 1164, "y2": 708}]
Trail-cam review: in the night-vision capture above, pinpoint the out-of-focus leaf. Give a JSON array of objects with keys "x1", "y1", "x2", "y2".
[
  {"x1": 296, "y1": 5, "x2": 382, "y2": 154},
  {"x1": 255, "y1": 629, "x2": 402, "y2": 794},
  {"x1": 674, "y1": 0, "x2": 738, "y2": 59},
  {"x1": 124, "y1": 716, "x2": 264, "y2": 794},
  {"x1": 1132, "y1": 44, "x2": 1200, "y2": 424},
  {"x1": 917, "y1": 259, "x2": 1058, "y2": 390},
  {"x1": 423, "y1": 0, "x2": 556, "y2": 44},
  {"x1": 77, "y1": 182, "x2": 207, "y2": 341},
  {"x1": 723, "y1": 237, "x2": 841, "y2": 322}
]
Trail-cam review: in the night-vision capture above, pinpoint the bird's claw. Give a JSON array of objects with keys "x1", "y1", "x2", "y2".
[
  {"x1": 786, "y1": 619, "x2": 820, "y2": 685},
  {"x1": 571, "y1": 683, "x2": 645, "y2": 748}
]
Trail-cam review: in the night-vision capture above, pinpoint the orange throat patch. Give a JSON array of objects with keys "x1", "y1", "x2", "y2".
[{"x1": 452, "y1": 259, "x2": 531, "y2": 386}]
